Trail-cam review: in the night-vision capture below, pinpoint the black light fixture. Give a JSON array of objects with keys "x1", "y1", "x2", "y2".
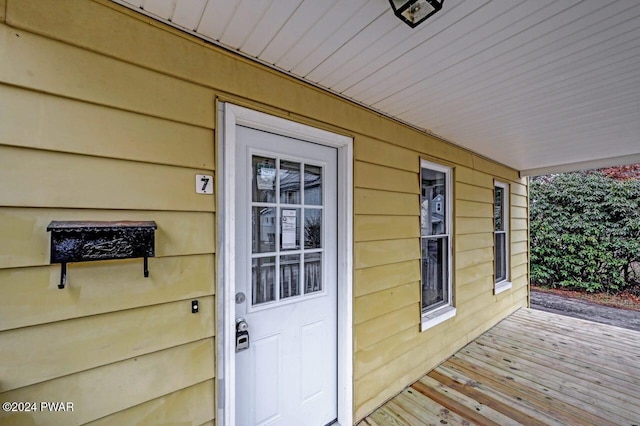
[{"x1": 389, "y1": 0, "x2": 444, "y2": 28}]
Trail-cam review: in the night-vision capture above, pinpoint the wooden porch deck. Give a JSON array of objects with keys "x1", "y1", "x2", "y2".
[{"x1": 358, "y1": 308, "x2": 640, "y2": 426}]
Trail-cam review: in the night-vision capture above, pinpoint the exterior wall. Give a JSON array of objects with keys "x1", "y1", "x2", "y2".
[
  {"x1": 0, "y1": 0, "x2": 528, "y2": 424},
  {"x1": 353, "y1": 141, "x2": 529, "y2": 418}
]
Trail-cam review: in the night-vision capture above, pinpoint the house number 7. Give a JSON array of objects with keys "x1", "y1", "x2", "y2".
[
  {"x1": 195, "y1": 174, "x2": 213, "y2": 194},
  {"x1": 200, "y1": 176, "x2": 210, "y2": 191}
]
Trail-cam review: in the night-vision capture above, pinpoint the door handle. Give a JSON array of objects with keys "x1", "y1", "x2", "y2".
[{"x1": 236, "y1": 318, "x2": 250, "y2": 352}]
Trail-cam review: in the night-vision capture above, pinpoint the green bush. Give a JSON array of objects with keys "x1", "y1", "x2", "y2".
[{"x1": 530, "y1": 171, "x2": 640, "y2": 293}]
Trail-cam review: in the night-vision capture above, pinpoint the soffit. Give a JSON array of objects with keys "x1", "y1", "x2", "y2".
[{"x1": 111, "y1": 0, "x2": 640, "y2": 176}]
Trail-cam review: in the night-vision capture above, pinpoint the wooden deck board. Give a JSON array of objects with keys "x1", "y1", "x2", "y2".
[
  {"x1": 358, "y1": 307, "x2": 640, "y2": 426},
  {"x1": 494, "y1": 320, "x2": 640, "y2": 376},
  {"x1": 476, "y1": 330, "x2": 640, "y2": 389},
  {"x1": 457, "y1": 342, "x2": 640, "y2": 413},
  {"x1": 447, "y1": 352, "x2": 626, "y2": 425}
]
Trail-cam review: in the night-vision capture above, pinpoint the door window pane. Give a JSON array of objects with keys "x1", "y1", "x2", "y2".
[
  {"x1": 280, "y1": 161, "x2": 301, "y2": 204},
  {"x1": 249, "y1": 154, "x2": 326, "y2": 308},
  {"x1": 280, "y1": 255, "x2": 300, "y2": 299},
  {"x1": 304, "y1": 253, "x2": 322, "y2": 294},
  {"x1": 421, "y1": 237, "x2": 448, "y2": 311},
  {"x1": 252, "y1": 257, "x2": 276, "y2": 305},
  {"x1": 252, "y1": 207, "x2": 276, "y2": 253},
  {"x1": 280, "y1": 208, "x2": 300, "y2": 251},
  {"x1": 253, "y1": 156, "x2": 276, "y2": 203},
  {"x1": 304, "y1": 164, "x2": 323, "y2": 206},
  {"x1": 304, "y1": 209, "x2": 322, "y2": 249}
]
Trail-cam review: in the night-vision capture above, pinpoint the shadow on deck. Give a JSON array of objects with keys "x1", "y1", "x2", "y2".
[{"x1": 358, "y1": 308, "x2": 640, "y2": 426}]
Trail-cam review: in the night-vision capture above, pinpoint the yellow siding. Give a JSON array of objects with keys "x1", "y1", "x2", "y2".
[
  {"x1": 512, "y1": 218, "x2": 528, "y2": 231},
  {"x1": 0, "y1": 255, "x2": 214, "y2": 332},
  {"x1": 354, "y1": 282, "x2": 419, "y2": 324},
  {"x1": 0, "y1": 85, "x2": 215, "y2": 169},
  {"x1": 86, "y1": 380, "x2": 215, "y2": 426},
  {"x1": 0, "y1": 1, "x2": 217, "y2": 421},
  {"x1": 456, "y1": 262, "x2": 494, "y2": 287},
  {"x1": 355, "y1": 215, "x2": 418, "y2": 242},
  {"x1": 455, "y1": 216, "x2": 493, "y2": 234},
  {"x1": 456, "y1": 246, "x2": 494, "y2": 269},
  {"x1": 456, "y1": 182, "x2": 494, "y2": 202},
  {"x1": 0, "y1": 25, "x2": 215, "y2": 127},
  {"x1": 455, "y1": 232, "x2": 494, "y2": 252},
  {"x1": 354, "y1": 238, "x2": 420, "y2": 269},
  {"x1": 456, "y1": 199, "x2": 494, "y2": 218},
  {"x1": 354, "y1": 260, "x2": 420, "y2": 297},
  {"x1": 352, "y1": 156, "x2": 527, "y2": 419},
  {"x1": 0, "y1": 339, "x2": 215, "y2": 425},
  {"x1": 0, "y1": 208, "x2": 215, "y2": 269},
  {"x1": 1, "y1": 0, "x2": 529, "y2": 423},
  {"x1": 512, "y1": 252, "x2": 529, "y2": 268},
  {"x1": 355, "y1": 161, "x2": 419, "y2": 194},
  {"x1": 1, "y1": 296, "x2": 214, "y2": 391},
  {"x1": 354, "y1": 304, "x2": 419, "y2": 351},
  {"x1": 455, "y1": 166, "x2": 495, "y2": 187},
  {"x1": 456, "y1": 276, "x2": 495, "y2": 305},
  {"x1": 354, "y1": 136, "x2": 419, "y2": 172},
  {"x1": 0, "y1": 146, "x2": 214, "y2": 211},
  {"x1": 354, "y1": 188, "x2": 419, "y2": 216}
]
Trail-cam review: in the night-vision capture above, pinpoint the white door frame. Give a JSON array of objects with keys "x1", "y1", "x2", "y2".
[{"x1": 217, "y1": 103, "x2": 353, "y2": 426}]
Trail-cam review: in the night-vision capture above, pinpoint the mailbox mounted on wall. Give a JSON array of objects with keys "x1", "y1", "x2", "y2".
[{"x1": 47, "y1": 221, "x2": 157, "y2": 289}]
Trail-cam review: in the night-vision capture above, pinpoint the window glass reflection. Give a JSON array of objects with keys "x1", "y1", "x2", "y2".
[
  {"x1": 304, "y1": 209, "x2": 322, "y2": 249},
  {"x1": 421, "y1": 168, "x2": 446, "y2": 236},
  {"x1": 280, "y1": 161, "x2": 301, "y2": 204},
  {"x1": 280, "y1": 208, "x2": 300, "y2": 251},
  {"x1": 252, "y1": 257, "x2": 275, "y2": 305},
  {"x1": 252, "y1": 207, "x2": 276, "y2": 253},
  {"x1": 304, "y1": 164, "x2": 322, "y2": 206},
  {"x1": 280, "y1": 254, "x2": 300, "y2": 299},
  {"x1": 304, "y1": 252, "x2": 322, "y2": 294},
  {"x1": 421, "y1": 237, "x2": 448, "y2": 311},
  {"x1": 253, "y1": 156, "x2": 276, "y2": 203}
]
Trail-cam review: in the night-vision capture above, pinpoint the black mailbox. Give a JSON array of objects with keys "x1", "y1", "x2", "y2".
[{"x1": 47, "y1": 221, "x2": 157, "y2": 289}]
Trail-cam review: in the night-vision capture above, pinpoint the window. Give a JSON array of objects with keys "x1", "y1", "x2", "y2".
[
  {"x1": 494, "y1": 181, "x2": 511, "y2": 294},
  {"x1": 420, "y1": 160, "x2": 454, "y2": 329}
]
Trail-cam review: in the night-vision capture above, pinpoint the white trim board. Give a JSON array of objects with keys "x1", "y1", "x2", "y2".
[{"x1": 217, "y1": 103, "x2": 353, "y2": 426}]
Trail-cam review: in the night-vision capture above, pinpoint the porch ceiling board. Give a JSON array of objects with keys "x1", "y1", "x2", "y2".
[{"x1": 111, "y1": 0, "x2": 640, "y2": 175}]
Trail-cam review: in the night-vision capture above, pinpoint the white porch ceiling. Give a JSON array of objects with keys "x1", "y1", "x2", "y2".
[{"x1": 112, "y1": 0, "x2": 640, "y2": 176}]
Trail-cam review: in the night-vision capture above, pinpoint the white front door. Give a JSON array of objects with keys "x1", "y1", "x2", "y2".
[{"x1": 235, "y1": 125, "x2": 338, "y2": 426}]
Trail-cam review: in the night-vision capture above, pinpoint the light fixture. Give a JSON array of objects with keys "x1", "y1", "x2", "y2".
[{"x1": 389, "y1": 0, "x2": 444, "y2": 28}]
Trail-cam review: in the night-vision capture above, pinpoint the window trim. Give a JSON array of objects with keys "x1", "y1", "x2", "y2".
[
  {"x1": 420, "y1": 159, "x2": 454, "y2": 331},
  {"x1": 494, "y1": 180, "x2": 512, "y2": 294}
]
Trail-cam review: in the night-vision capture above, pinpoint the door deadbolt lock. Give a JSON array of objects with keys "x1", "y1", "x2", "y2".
[{"x1": 235, "y1": 318, "x2": 250, "y2": 352}]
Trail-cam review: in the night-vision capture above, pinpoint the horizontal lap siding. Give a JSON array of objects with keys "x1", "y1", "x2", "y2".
[
  {"x1": 85, "y1": 380, "x2": 216, "y2": 426},
  {"x1": 0, "y1": 7, "x2": 216, "y2": 423},
  {"x1": 0, "y1": 146, "x2": 214, "y2": 211},
  {"x1": 0, "y1": 85, "x2": 214, "y2": 170},
  {"x1": 1, "y1": 339, "x2": 215, "y2": 425},
  {"x1": 353, "y1": 161, "x2": 528, "y2": 419},
  {"x1": 2, "y1": 0, "x2": 529, "y2": 423},
  {"x1": 510, "y1": 186, "x2": 530, "y2": 307}
]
